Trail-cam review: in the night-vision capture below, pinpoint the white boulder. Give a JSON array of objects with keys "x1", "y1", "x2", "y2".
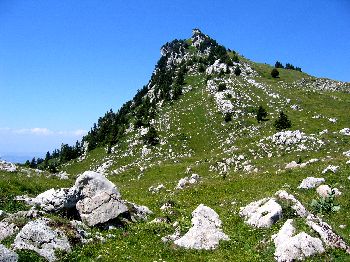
[
  {"x1": 174, "y1": 204, "x2": 229, "y2": 250},
  {"x1": 285, "y1": 161, "x2": 300, "y2": 169},
  {"x1": 175, "y1": 174, "x2": 200, "y2": 189},
  {"x1": 239, "y1": 198, "x2": 282, "y2": 228},
  {"x1": 0, "y1": 160, "x2": 16, "y2": 172},
  {"x1": 13, "y1": 219, "x2": 71, "y2": 261},
  {"x1": 272, "y1": 219, "x2": 324, "y2": 262},
  {"x1": 298, "y1": 177, "x2": 325, "y2": 189}
]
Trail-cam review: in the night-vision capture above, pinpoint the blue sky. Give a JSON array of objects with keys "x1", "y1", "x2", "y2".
[{"x1": 0, "y1": 0, "x2": 349, "y2": 161}]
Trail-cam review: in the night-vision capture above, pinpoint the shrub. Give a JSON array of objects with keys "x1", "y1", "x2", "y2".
[
  {"x1": 143, "y1": 126, "x2": 159, "y2": 146},
  {"x1": 274, "y1": 111, "x2": 291, "y2": 131},
  {"x1": 311, "y1": 190, "x2": 340, "y2": 214},
  {"x1": 256, "y1": 105, "x2": 268, "y2": 123},
  {"x1": 224, "y1": 113, "x2": 232, "y2": 122},
  {"x1": 198, "y1": 64, "x2": 205, "y2": 73},
  {"x1": 271, "y1": 68, "x2": 279, "y2": 78}
]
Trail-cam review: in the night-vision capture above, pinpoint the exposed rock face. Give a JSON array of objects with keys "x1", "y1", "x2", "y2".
[
  {"x1": 272, "y1": 219, "x2": 324, "y2": 262},
  {"x1": 13, "y1": 219, "x2": 71, "y2": 261},
  {"x1": 31, "y1": 187, "x2": 78, "y2": 212},
  {"x1": 0, "y1": 222, "x2": 18, "y2": 241},
  {"x1": 239, "y1": 198, "x2": 282, "y2": 228},
  {"x1": 75, "y1": 171, "x2": 128, "y2": 226},
  {"x1": 298, "y1": 177, "x2": 325, "y2": 189},
  {"x1": 0, "y1": 244, "x2": 18, "y2": 262},
  {"x1": 174, "y1": 204, "x2": 229, "y2": 250}
]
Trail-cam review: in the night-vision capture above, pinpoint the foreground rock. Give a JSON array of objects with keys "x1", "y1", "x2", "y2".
[
  {"x1": 174, "y1": 204, "x2": 229, "y2": 250},
  {"x1": 26, "y1": 171, "x2": 152, "y2": 227},
  {"x1": 0, "y1": 244, "x2": 18, "y2": 262},
  {"x1": 272, "y1": 219, "x2": 324, "y2": 262},
  {"x1": 239, "y1": 198, "x2": 282, "y2": 228},
  {"x1": 75, "y1": 171, "x2": 128, "y2": 226},
  {"x1": 13, "y1": 218, "x2": 71, "y2": 261},
  {"x1": 0, "y1": 160, "x2": 16, "y2": 172},
  {"x1": 298, "y1": 177, "x2": 325, "y2": 189}
]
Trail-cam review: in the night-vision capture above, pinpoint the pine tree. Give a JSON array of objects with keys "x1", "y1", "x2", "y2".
[
  {"x1": 143, "y1": 126, "x2": 159, "y2": 146},
  {"x1": 274, "y1": 111, "x2": 292, "y2": 131},
  {"x1": 271, "y1": 68, "x2": 279, "y2": 78},
  {"x1": 256, "y1": 105, "x2": 268, "y2": 123}
]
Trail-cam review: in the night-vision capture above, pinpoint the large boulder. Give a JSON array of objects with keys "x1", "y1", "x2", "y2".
[
  {"x1": 272, "y1": 219, "x2": 324, "y2": 262},
  {"x1": 74, "y1": 171, "x2": 128, "y2": 226},
  {"x1": 239, "y1": 198, "x2": 282, "y2": 228},
  {"x1": 316, "y1": 185, "x2": 341, "y2": 198},
  {"x1": 0, "y1": 244, "x2": 18, "y2": 262},
  {"x1": 12, "y1": 218, "x2": 71, "y2": 261},
  {"x1": 174, "y1": 204, "x2": 229, "y2": 250}
]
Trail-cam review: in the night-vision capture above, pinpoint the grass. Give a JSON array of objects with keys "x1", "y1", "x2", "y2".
[{"x1": 1, "y1": 53, "x2": 350, "y2": 261}]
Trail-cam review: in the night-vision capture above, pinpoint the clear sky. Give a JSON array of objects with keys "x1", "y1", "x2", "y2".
[{"x1": 0, "y1": 0, "x2": 349, "y2": 161}]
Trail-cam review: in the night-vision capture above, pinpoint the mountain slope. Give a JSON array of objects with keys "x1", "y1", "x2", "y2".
[{"x1": 1, "y1": 29, "x2": 350, "y2": 261}]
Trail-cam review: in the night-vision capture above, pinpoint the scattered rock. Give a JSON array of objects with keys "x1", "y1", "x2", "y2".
[
  {"x1": 0, "y1": 222, "x2": 18, "y2": 241},
  {"x1": 148, "y1": 184, "x2": 165, "y2": 194},
  {"x1": 343, "y1": 150, "x2": 350, "y2": 157},
  {"x1": 239, "y1": 198, "x2": 282, "y2": 228},
  {"x1": 298, "y1": 177, "x2": 325, "y2": 189},
  {"x1": 161, "y1": 226, "x2": 181, "y2": 243},
  {"x1": 272, "y1": 219, "x2": 324, "y2": 262},
  {"x1": 316, "y1": 185, "x2": 341, "y2": 198},
  {"x1": 285, "y1": 161, "x2": 299, "y2": 169},
  {"x1": 13, "y1": 218, "x2": 71, "y2": 261},
  {"x1": 126, "y1": 201, "x2": 153, "y2": 221},
  {"x1": 0, "y1": 244, "x2": 18, "y2": 262},
  {"x1": 175, "y1": 174, "x2": 200, "y2": 189},
  {"x1": 322, "y1": 165, "x2": 339, "y2": 174},
  {"x1": 174, "y1": 204, "x2": 229, "y2": 250},
  {"x1": 340, "y1": 128, "x2": 350, "y2": 136}
]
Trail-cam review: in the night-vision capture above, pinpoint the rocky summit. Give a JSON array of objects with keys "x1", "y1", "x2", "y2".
[{"x1": 1, "y1": 29, "x2": 350, "y2": 261}]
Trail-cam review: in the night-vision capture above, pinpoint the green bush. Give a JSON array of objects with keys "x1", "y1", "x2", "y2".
[
  {"x1": 273, "y1": 111, "x2": 291, "y2": 131},
  {"x1": 271, "y1": 68, "x2": 279, "y2": 78},
  {"x1": 311, "y1": 190, "x2": 340, "y2": 214}
]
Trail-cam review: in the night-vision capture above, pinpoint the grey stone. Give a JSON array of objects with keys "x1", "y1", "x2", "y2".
[
  {"x1": 0, "y1": 244, "x2": 18, "y2": 262},
  {"x1": 12, "y1": 218, "x2": 71, "y2": 261}
]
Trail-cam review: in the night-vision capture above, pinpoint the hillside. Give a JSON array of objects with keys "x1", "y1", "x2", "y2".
[{"x1": 1, "y1": 29, "x2": 350, "y2": 261}]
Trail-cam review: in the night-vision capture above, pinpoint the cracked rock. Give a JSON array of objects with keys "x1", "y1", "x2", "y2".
[{"x1": 12, "y1": 218, "x2": 71, "y2": 261}]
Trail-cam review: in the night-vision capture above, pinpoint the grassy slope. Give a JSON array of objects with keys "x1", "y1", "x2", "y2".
[{"x1": 1, "y1": 58, "x2": 350, "y2": 261}]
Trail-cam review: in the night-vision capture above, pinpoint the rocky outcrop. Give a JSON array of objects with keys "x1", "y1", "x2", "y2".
[
  {"x1": 298, "y1": 177, "x2": 325, "y2": 189},
  {"x1": 175, "y1": 174, "x2": 200, "y2": 190},
  {"x1": 0, "y1": 160, "x2": 16, "y2": 172},
  {"x1": 0, "y1": 244, "x2": 18, "y2": 262},
  {"x1": 12, "y1": 218, "x2": 71, "y2": 261},
  {"x1": 174, "y1": 204, "x2": 229, "y2": 250},
  {"x1": 239, "y1": 198, "x2": 282, "y2": 228},
  {"x1": 272, "y1": 219, "x2": 324, "y2": 262}
]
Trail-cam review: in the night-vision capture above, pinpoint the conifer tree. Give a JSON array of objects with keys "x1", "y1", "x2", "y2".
[
  {"x1": 274, "y1": 111, "x2": 292, "y2": 131},
  {"x1": 256, "y1": 105, "x2": 268, "y2": 123}
]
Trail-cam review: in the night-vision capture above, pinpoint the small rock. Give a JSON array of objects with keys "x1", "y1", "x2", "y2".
[
  {"x1": 285, "y1": 161, "x2": 299, "y2": 169},
  {"x1": 322, "y1": 165, "x2": 339, "y2": 174},
  {"x1": 316, "y1": 185, "x2": 341, "y2": 198},
  {"x1": 298, "y1": 177, "x2": 325, "y2": 189}
]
